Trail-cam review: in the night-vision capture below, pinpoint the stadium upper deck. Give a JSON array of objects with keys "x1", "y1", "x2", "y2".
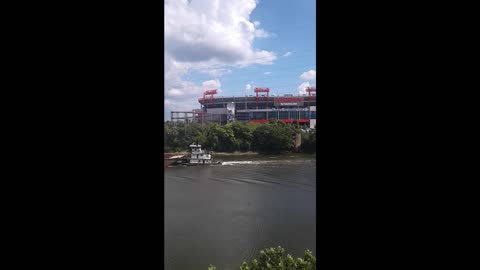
[{"x1": 193, "y1": 87, "x2": 317, "y2": 126}]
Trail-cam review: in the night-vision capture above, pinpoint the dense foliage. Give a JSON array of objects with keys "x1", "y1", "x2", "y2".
[
  {"x1": 300, "y1": 127, "x2": 316, "y2": 153},
  {"x1": 164, "y1": 121, "x2": 316, "y2": 153},
  {"x1": 208, "y1": 246, "x2": 316, "y2": 270}
]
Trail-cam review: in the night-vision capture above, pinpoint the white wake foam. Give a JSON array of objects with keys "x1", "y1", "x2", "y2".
[{"x1": 221, "y1": 161, "x2": 259, "y2": 165}]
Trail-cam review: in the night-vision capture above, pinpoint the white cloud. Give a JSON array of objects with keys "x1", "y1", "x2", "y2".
[
  {"x1": 167, "y1": 88, "x2": 184, "y2": 96},
  {"x1": 165, "y1": 0, "x2": 275, "y2": 65},
  {"x1": 300, "y1": 70, "x2": 316, "y2": 81},
  {"x1": 297, "y1": 82, "x2": 311, "y2": 95},
  {"x1": 246, "y1": 84, "x2": 251, "y2": 90},
  {"x1": 198, "y1": 68, "x2": 232, "y2": 77},
  {"x1": 164, "y1": 78, "x2": 223, "y2": 120},
  {"x1": 254, "y1": 29, "x2": 272, "y2": 38},
  {"x1": 164, "y1": 0, "x2": 277, "y2": 120},
  {"x1": 264, "y1": 71, "x2": 271, "y2": 75},
  {"x1": 164, "y1": 96, "x2": 202, "y2": 121},
  {"x1": 283, "y1": 51, "x2": 291, "y2": 57},
  {"x1": 202, "y1": 79, "x2": 221, "y2": 90}
]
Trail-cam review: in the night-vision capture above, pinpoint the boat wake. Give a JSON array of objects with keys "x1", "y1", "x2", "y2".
[
  {"x1": 221, "y1": 161, "x2": 263, "y2": 165},
  {"x1": 221, "y1": 159, "x2": 315, "y2": 166}
]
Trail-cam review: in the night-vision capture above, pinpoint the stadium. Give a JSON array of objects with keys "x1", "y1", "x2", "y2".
[{"x1": 170, "y1": 87, "x2": 317, "y2": 128}]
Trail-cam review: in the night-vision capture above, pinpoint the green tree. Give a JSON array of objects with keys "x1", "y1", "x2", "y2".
[
  {"x1": 204, "y1": 123, "x2": 237, "y2": 152},
  {"x1": 252, "y1": 123, "x2": 294, "y2": 153},
  {"x1": 164, "y1": 122, "x2": 182, "y2": 151},
  {"x1": 226, "y1": 121, "x2": 253, "y2": 151},
  {"x1": 209, "y1": 246, "x2": 316, "y2": 270},
  {"x1": 164, "y1": 121, "x2": 308, "y2": 153},
  {"x1": 300, "y1": 128, "x2": 316, "y2": 153}
]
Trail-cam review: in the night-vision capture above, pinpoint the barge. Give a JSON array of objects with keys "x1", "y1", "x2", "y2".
[{"x1": 164, "y1": 154, "x2": 187, "y2": 167}]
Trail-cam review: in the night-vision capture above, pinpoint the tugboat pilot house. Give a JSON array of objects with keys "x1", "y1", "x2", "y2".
[{"x1": 189, "y1": 143, "x2": 212, "y2": 164}]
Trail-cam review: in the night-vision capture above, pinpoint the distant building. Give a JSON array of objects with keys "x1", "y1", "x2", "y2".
[{"x1": 171, "y1": 87, "x2": 317, "y2": 128}]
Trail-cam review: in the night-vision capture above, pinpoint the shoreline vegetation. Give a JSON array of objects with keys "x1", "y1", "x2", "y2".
[
  {"x1": 164, "y1": 121, "x2": 316, "y2": 154},
  {"x1": 165, "y1": 151, "x2": 259, "y2": 157}
]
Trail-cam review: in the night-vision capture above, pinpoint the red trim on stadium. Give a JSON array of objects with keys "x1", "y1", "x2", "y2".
[{"x1": 249, "y1": 119, "x2": 310, "y2": 123}]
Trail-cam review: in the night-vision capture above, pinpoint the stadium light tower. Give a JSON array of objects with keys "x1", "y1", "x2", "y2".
[
  {"x1": 254, "y1": 87, "x2": 269, "y2": 110},
  {"x1": 306, "y1": 86, "x2": 316, "y2": 111}
]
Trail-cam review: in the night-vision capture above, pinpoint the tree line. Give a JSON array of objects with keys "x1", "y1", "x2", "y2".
[{"x1": 164, "y1": 121, "x2": 316, "y2": 153}]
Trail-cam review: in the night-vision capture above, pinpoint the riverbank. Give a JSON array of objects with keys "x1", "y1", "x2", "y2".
[
  {"x1": 164, "y1": 151, "x2": 259, "y2": 157},
  {"x1": 164, "y1": 151, "x2": 316, "y2": 157},
  {"x1": 211, "y1": 151, "x2": 258, "y2": 156}
]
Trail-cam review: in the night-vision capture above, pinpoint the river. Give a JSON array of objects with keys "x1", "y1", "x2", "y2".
[{"x1": 165, "y1": 154, "x2": 316, "y2": 270}]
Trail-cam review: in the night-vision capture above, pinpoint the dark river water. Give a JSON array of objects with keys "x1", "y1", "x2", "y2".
[{"x1": 165, "y1": 154, "x2": 316, "y2": 270}]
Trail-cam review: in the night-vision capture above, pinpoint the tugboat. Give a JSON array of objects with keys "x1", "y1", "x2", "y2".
[
  {"x1": 188, "y1": 143, "x2": 213, "y2": 165},
  {"x1": 173, "y1": 143, "x2": 222, "y2": 166}
]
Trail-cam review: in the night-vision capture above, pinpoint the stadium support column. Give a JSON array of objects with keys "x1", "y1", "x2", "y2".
[
  {"x1": 297, "y1": 93, "x2": 300, "y2": 120},
  {"x1": 306, "y1": 86, "x2": 316, "y2": 116}
]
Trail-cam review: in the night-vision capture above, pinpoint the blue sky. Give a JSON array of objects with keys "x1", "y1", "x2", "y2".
[{"x1": 164, "y1": 0, "x2": 316, "y2": 119}]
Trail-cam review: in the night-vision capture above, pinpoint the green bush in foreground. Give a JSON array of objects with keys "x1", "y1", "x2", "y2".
[{"x1": 208, "y1": 246, "x2": 316, "y2": 270}]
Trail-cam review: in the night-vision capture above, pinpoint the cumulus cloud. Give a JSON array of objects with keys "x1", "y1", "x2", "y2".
[
  {"x1": 297, "y1": 82, "x2": 312, "y2": 95},
  {"x1": 167, "y1": 88, "x2": 184, "y2": 96},
  {"x1": 202, "y1": 79, "x2": 221, "y2": 90},
  {"x1": 165, "y1": 0, "x2": 275, "y2": 65},
  {"x1": 164, "y1": 78, "x2": 223, "y2": 120},
  {"x1": 198, "y1": 68, "x2": 232, "y2": 77},
  {"x1": 283, "y1": 51, "x2": 291, "y2": 57},
  {"x1": 300, "y1": 70, "x2": 316, "y2": 81},
  {"x1": 165, "y1": 96, "x2": 202, "y2": 120},
  {"x1": 254, "y1": 29, "x2": 272, "y2": 38},
  {"x1": 164, "y1": 0, "x2": 277, "y2": 119}
]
